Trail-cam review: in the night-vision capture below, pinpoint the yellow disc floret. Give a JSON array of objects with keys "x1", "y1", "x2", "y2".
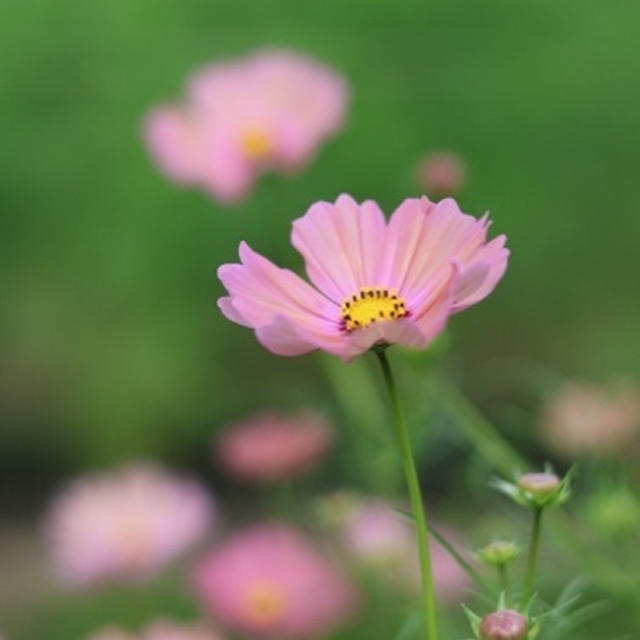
[
  {"x1": 244, "y1": 580, "x2": 288, "y2": 625},
  {"x1": 340, "y1": 287, "x2": 408, "y2": 332},
  {"x1": 241, "y1": 129, "x2": 272, "y2": 160}
]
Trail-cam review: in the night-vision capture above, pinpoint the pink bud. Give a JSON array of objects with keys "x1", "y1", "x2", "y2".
[
  {"x1": 479, "y1": 609, "x2": 528, "y2": 640},
  {"x1": 518, "y1": 472, "x2": 560, "y2": 497}
]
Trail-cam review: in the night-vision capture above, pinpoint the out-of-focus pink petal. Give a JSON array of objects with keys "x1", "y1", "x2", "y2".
[
  {"x1": 144, "y1": 107, "x2": 204, "y2": 184},
  {"x1": 216, "y1": 412, "x2": 334, "y2": 482},
  {"x1": 291, "y1": 194, "x2": 386, "y2": 302}
]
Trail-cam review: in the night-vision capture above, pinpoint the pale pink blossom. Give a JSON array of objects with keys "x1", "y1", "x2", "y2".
[
  {"x1": 85, "y1": 628, "x2": 136, "y2": 640},
  {"x1": 539, "y1": 382, "x2": 640, "y2": 457},
  {"x1": 46, "y1": 463, "x2": 214, "y2": 587},
  {"x1": 85, "y1": 621, "x2": 223, "y2": 640},
  {"x1": 216, "y1": 411, "x2": 333, "y2": 482},
  {"x1": 340, "y1": 499, "x2": 413, "y2": 566},
  {"x1": 194, "y1": 523, "x2": 358, "y2": 638},
  {"x1": 143, "y1": 619, "x2": 224, "y2": 640},
  {"x1": 416, "y1": 150, "x2": 467, "y2": 197},
  {"x1": 338, "y1": 498, "x2": 470, "y2": 603},
  {"x1": 144, "y1": 49, "x2": 348, "y2": 202},
  {"x1": 218, "y1": 194, "x2": 508, "y2": 361}
]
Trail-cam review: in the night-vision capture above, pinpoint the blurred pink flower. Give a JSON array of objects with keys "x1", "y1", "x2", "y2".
[
  {"x1": 86, "y1": 621, "x2": 223, "y2": 640},
  {"x1": 416, "y1": 150, "x2": 467, "y2": 197},
  {"x1": 216, "y1": 411, "x2": 334, "y2": 482},
  {"x1": 340, "y1": 499, "x2": 414, "y2": 566},
  {"x1": 539, "y1": 382, "x2": 640, "y2": 458},
  {"x1": 218, "y1": 194, "x2": 508, "y2": 361},
  {"x1": 144, "y1": 49, "x2": 348, "y2": 202},
  {"x1": 144, "y1": 619, "x2": 224, "y2": 640},
  {"x1": 194, "y1": 523, "x2": 359, "y2": 638},
  {"x1": 338, "y1": 498, "x2": 470, "y2": 604},
  {"x1": 46, "y1": 463, "x2": 214, "y2": 587},
  {"x1": 85, "y1": 628, "x2": 136, "y2": 640}
]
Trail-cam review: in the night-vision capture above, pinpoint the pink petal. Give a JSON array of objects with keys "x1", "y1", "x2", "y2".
[
  {"x1": 343, "y1": 319, "x2": 428, "y2": 361},
  {"x1": 255, "y1": 315, "x2": 319, "y2": 356},
  {"x1": 383, "y1": 197, "x2": 507, "y2": 315},
  {"x1": 143, "y1": 106, "x2": 204, "y2": 183},
  {"x1": 218, "y1": 242, "x2": 343, "y2": 356},
  {"x1": 218, "y1": 296, "x2": 250, "y2": 327},
  {"x1": 451, "y1": 235, "x2": 509, "y2": 311},
  {"x1": 291, "y1": 194, "x2": 386, "y2": 303}
]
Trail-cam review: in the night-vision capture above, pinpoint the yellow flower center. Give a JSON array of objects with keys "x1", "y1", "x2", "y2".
[
  {"x1": 243, "y1": 581, "x2": 288, "y2": 625},
  {"x1": 340, "y1": 287, "x2": 408, "y2": 332},
  {"x1": 241, "y1": 129, "x2": 272, "y2": 160}
]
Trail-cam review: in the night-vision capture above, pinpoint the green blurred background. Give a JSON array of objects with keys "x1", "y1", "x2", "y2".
[{"x1": 1, "y1": 0, "x2": 639, "y2": 638}]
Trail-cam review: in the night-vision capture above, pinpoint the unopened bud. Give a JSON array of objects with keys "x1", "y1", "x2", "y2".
[
  {"x1": 478, "y1": 540, "x2": 520, "y2": 567},
  {"x1": 518, "y1": 472, "x2": 560, "y2": 498},
  {"x1": 480, "y1": 609, "x2": 528, "y2": 640}
]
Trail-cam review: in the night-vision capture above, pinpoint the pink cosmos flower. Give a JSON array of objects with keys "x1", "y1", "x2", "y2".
[
  {"x1": 539, "y1": 382, "x2": 640, "y2": 458},
  {"x1": 144, "y1": 49, "x2": 348, "y2": 202},
  {"x1": 337, "y1": 497, "x2": 470, "y2": 604},
  {"x1": 216, "y1": 411, "x2": 334, "y2": 482},
  {"x1": 218, "y1": 194, "x2": 508, "y2": 361},
  {"x1": 194, "y1": 523, "x2": 358, "y2": 638},
  {"x1": 416, "y1": 150, "x2": 467, "y2": 197},
  {"x1": 45, "y1": 463, "x2": 214, "y2": 587}
]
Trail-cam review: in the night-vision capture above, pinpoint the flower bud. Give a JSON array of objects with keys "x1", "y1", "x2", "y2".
[
  {"x1": 479, "y1": 609, "x2": 528, "y2": 640},
  {"x1": 518, "y1": 472, "x2": 560, "y2": 498},
  {"x1": 477, "y1": 540, "x2": 521, "y2": 567}
]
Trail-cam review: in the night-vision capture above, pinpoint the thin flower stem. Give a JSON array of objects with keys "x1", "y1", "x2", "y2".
[
  {"x1": 498, "y1": 564, "x2": 510, "y2": 601},
  {"x1": 375, "y1": 348, "x2": 439, "y2": 640},
  {"x1": 523, "y1": 507, "x2": 543, "y2": 603},
  {"x1": 427, "y1": 524, "x2": 495, "y2": 595}
]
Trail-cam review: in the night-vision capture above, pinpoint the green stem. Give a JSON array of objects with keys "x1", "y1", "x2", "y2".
[
  {"x1": 497, "y1": 564, "x2": 509, "y2": 601},
  {"x1": 523, "y1": 507, "x2": 543, "y2": 602},
  {"x1": 428, "y1": 524, "x2": 495, "y2": 595},
  {"x1": 375, "y1": 348, "x2": 439, "y2": 640}
]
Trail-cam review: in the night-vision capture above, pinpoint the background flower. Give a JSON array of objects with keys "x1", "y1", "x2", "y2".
[
  {"x1": 45, "y1": 463, "x2": 214, "y2": 587},
  {"x1": 143, "y1": 619, "x2": 224, "y2": 640},
  {"x1": 539, "y1": 381, "x2": 640, "y2": 458},
  {"x1": 194, "y1": 522, "x2": 358, "y2": 638},
  {"x1": 85, "y1": 628, "x2": 137, "y2": 640},
  {"x1": 215, "y1": 411, "x2": 334, "y2": 482},
  {"x1": 336, "y1": 496, "x2": 470, "y2": 603},
  {"x1": 144, "y1": 49, "x2": 348, "y2": 202},
  {"x1": 416, "y1": 150, "x2": 467, "y2": 197}
]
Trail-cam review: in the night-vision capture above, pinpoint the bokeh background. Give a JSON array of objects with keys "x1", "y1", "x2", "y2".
[{"x1": 1, "y1": 0, "x2": 639, "y2": 638}]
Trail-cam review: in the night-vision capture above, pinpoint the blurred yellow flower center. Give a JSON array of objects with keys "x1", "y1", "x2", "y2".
[
  {"x1": 241, "y1": 129, "x2": 272, "y2": 160},
  {"x1": 244, "y1": 581, "x2": 288, "y2": 624},
  {"x1": 116, "y1": 518, "x2": 151, "y2": 569},
  {"x1": 340, "y1": 287, "x2": 408, "y2": 331}
]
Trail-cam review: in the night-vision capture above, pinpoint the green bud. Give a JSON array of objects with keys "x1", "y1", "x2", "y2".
[
  {"x1": 491, "y1": 466, "x2": 572, "y2": 510},
  {"x1": 477, "y1": 540, "x2": 521, "y2": 567}
]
